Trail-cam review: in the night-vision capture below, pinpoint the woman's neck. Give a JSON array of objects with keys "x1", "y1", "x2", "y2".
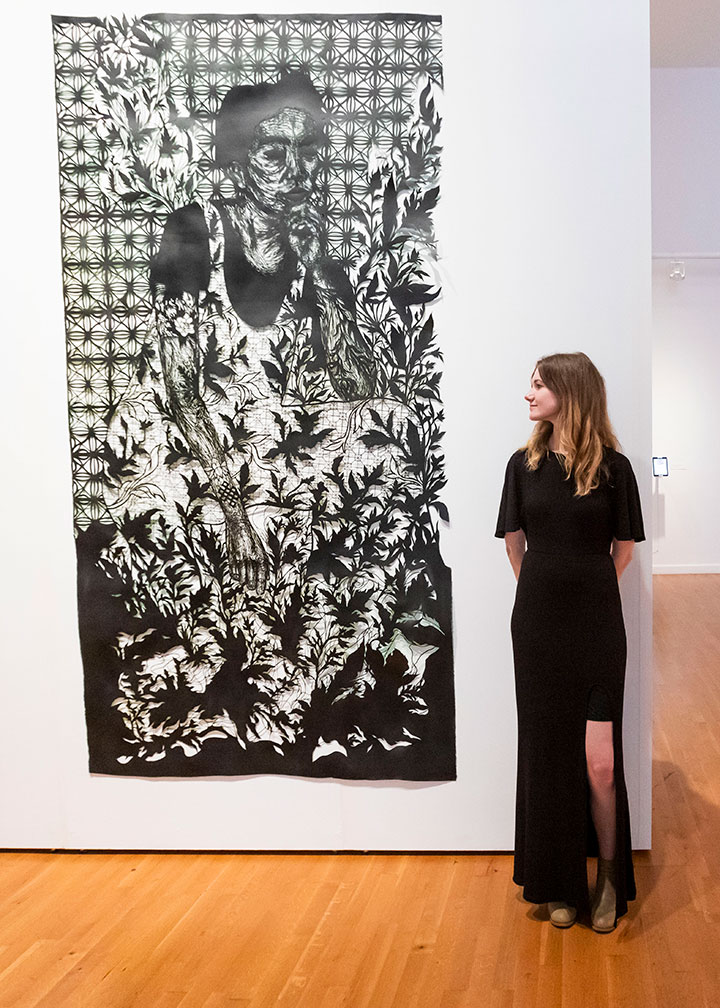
[
  {"x1": 225, "y1": 198, "x2": 286, "y2": 275},
  {"x1": 548, "y1": 426, "x2": 564, "y2": 453}
]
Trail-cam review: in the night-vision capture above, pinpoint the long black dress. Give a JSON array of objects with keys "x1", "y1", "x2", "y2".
[{"x1": 495, "y1": 447, "x2": 645, "y2": 918}]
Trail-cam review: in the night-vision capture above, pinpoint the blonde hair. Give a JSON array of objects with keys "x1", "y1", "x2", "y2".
[{"x1": 525, "y1": 352, "x2": 619, "y2": 496}]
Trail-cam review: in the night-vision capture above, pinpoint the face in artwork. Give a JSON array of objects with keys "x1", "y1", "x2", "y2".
[
  {"x1": 525, "y1": 368, "x2": 561, "y2": 426},
  {"x1": 243, "y1": 108, "x2": 321, "y2": 214}
]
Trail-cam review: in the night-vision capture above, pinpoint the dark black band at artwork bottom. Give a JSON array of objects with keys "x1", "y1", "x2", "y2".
[{"x1": 78, "y1": 523, "x2": 456, "y2": 781}]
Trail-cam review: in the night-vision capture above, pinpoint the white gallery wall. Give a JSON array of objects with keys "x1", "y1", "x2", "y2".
[
  {"x1": 652, "y1": 68, "x2": 720, "y2": 573},
  {"x1": 0, "y1": 1, "x2": 652, "y2": 849}
]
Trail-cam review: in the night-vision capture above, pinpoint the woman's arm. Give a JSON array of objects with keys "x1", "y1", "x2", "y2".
[
  {"x1": 611, "y1": 538, "x2": 635, "y2": 580},
  {"x1": 286, "y1": 203, "x2": 375, "y2": 400},
  {"x1": 311, "y1": 263, "x2": 376, "y2": 400},
  {"x1": 156, "y1": 293, "x2": 268, "y2": 592},
  {"x1": 504, "y1": 530, "x2": 526, "y2": 581}
]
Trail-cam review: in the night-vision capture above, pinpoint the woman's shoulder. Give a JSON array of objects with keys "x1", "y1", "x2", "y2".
[
  {"x1": 507, "y1": 448, "x2": 527, "y2": 465},
  {"x1": 603, "y1": 446, "x2": 633, "y2": 468},
  {"x1": 152, "y1": 202, "x2": 211, "y2": 296},
  {"x1": 161, "y1": 202, "x2": 211, "y2": 245},
  {"x1": 602, "y1": 447, "x2": 638, "y2": 483},
  {"x1": 503, "y1": 448, "x2": 528, "y2": 475}
]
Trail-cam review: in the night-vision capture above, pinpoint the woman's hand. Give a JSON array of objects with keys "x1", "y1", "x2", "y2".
[
  {"x1": 286, "y1": 202, "x2": 324, "y2": 267},
  {"x1": 504, "y1": 530, "x2": 526, "y2": 581},
  {"x1": 611, "y1": 539, "x2": 634, "y2": 580},
  {"x1": 224, "y1": 511, "x2": 269, "y2": 593}
]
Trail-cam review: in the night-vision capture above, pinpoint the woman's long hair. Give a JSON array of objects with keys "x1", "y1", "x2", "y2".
[{"x1": 525, "y1": 352, "x2": 619, "y2": 496}]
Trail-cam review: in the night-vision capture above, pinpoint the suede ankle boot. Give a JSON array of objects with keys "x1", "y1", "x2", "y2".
[
  {"x1": 548, "y1": 901, "x2": 577, "y2": 928},
  {"x1": 591, "y1": 857, "x2": 617, "y2": 933}
]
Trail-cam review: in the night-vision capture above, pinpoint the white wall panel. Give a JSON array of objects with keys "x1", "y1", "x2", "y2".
[
  {"x1": 651, "y1": 68, "x2": 720, "y2": 573},
  {"x1": 0, "y1": 0, "x2": 652, "y2": 849}
]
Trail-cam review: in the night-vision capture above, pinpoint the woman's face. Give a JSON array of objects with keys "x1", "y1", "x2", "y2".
[
  {"x1": 241, "y1": 107, "x2": 321, "y2": 214},
  {"x1": 525, "y1": 368, "x2": 561, "y2": 425}
]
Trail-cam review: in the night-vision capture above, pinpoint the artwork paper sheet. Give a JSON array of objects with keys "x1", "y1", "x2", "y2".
[{"x1": 53, "y1": 13, "x2": 455, "y2": 779}]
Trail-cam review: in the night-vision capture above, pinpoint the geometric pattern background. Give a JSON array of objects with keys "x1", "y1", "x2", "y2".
[{"x1": 54, "y1": 14, "x2": 443, "y2": 528}]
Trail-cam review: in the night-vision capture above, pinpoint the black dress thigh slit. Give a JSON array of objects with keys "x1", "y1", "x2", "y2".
[{"x1": 496, "y1": 448, "x2": 645, "y2": 918}]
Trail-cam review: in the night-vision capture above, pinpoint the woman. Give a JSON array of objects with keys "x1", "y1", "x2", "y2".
[{"x1": 495, "y1": 352, "x2": 645, "y2": 932}]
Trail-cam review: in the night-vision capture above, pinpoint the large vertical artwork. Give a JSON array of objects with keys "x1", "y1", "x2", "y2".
[{"x1": 53, "y1": 13, "x2": 454, "y2": 780}]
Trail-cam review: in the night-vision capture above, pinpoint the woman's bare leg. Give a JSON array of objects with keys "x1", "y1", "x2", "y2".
[{"x1": 585, "y1": 719, "x2": 616, "y2": 860}]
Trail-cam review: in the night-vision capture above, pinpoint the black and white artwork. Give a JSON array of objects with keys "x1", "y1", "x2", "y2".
[{"x1": 53, "y1": 13, "x2": 455, "y2": 779}]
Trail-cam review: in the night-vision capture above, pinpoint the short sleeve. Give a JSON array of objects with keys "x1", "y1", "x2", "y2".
[
  {"x1": 495, "y1": 451, "x2": 524, "y2": 537},
  {"x1": 611, "y1": 454, "x2": 645, "y2": 542}
]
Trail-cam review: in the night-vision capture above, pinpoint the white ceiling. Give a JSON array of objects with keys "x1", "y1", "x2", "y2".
[{"x1": 652, "y1": 0, "x2": 720, "y2": 66}]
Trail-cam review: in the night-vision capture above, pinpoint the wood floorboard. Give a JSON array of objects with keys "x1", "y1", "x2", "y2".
[{"x1": 1, "y1": 575, "x2": 719, "y2": 1007}]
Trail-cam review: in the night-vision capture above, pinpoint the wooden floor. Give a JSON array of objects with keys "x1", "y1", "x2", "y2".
[{"x1": 2, "y1": 575, "x2": 719, "y2": 1008}]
